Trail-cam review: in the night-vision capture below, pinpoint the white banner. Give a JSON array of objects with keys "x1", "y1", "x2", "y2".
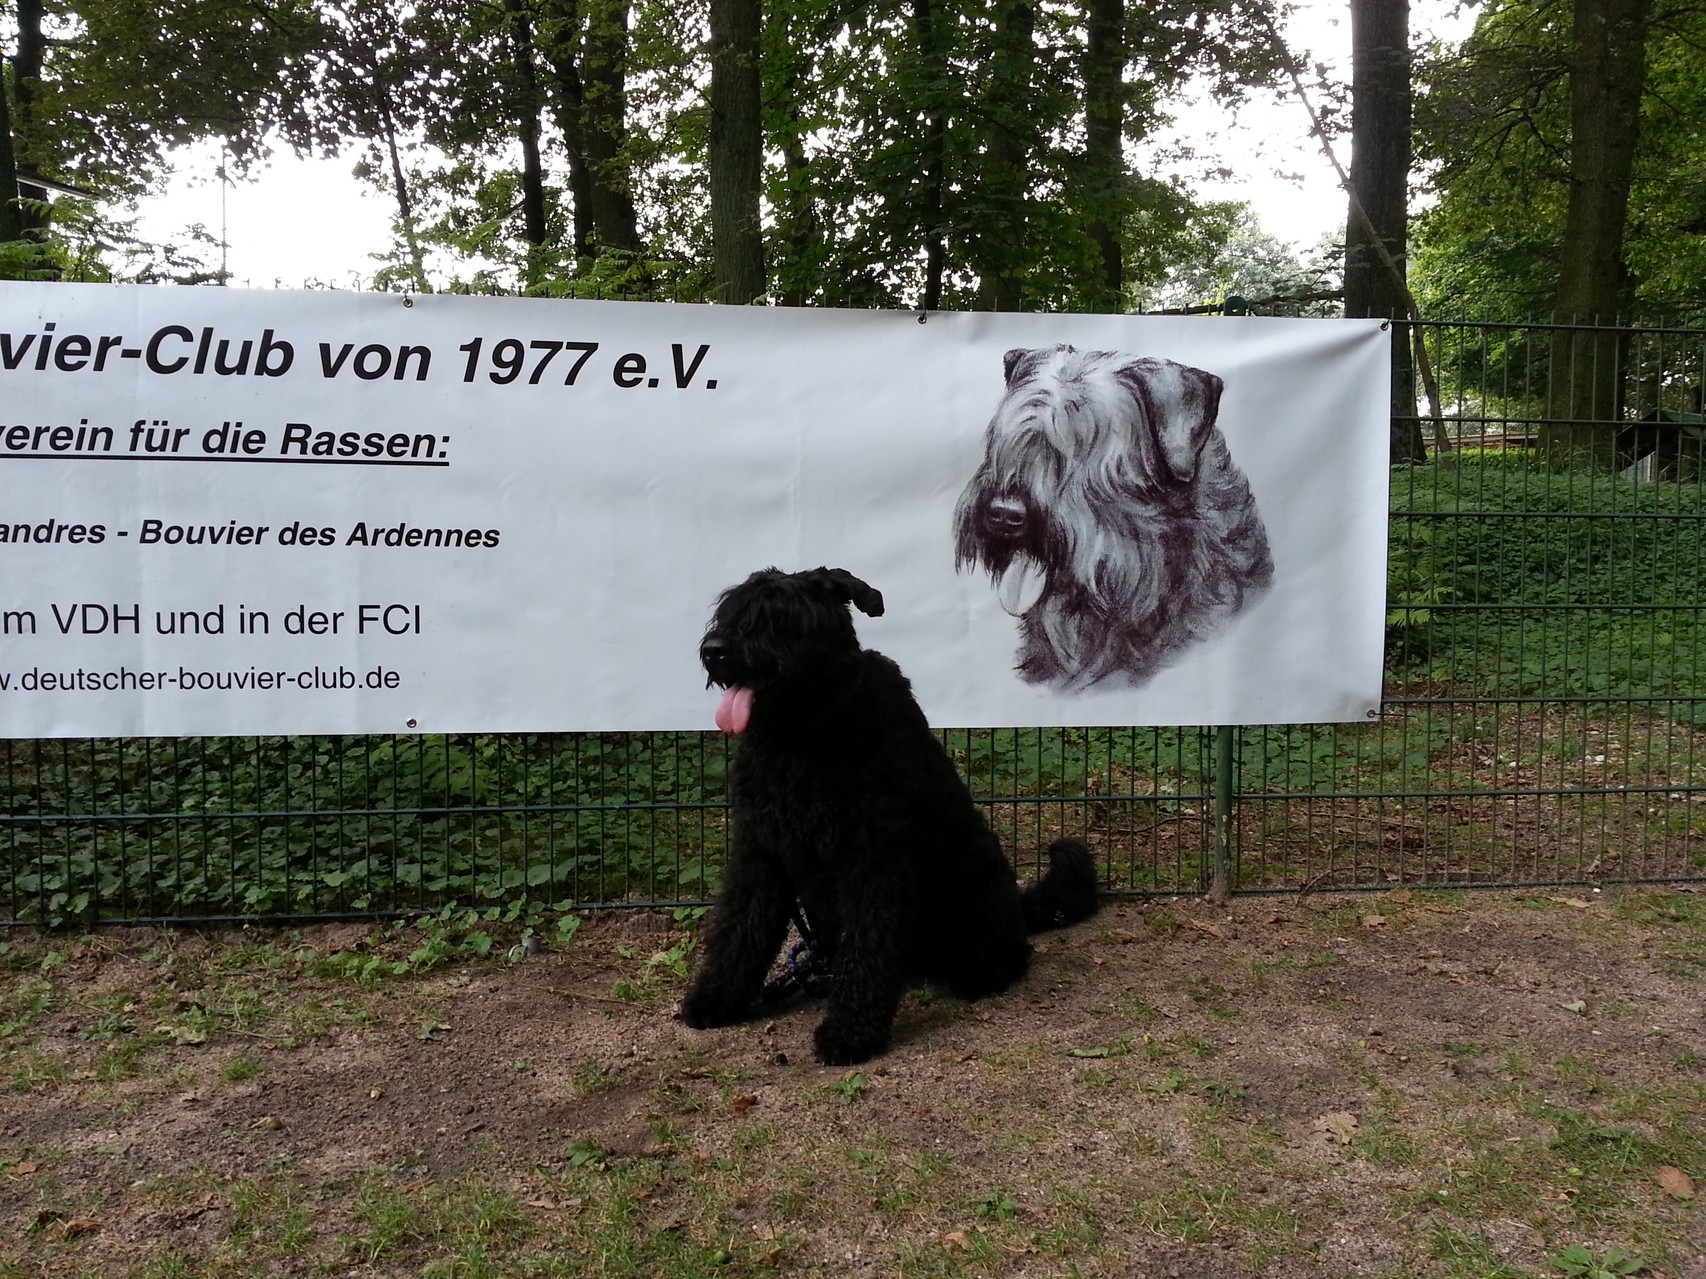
[{"x1": 0, "y1": 284, "x2": 1389, "y2": 736}]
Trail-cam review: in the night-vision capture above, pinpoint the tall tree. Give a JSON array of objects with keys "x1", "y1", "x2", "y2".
[
  {"x1": 1545, "y1": 0, "x2": 1652, "y2": 464},
  {"x1": 974, "y1": 0, "x2": 1037, "y2": 311},
  {"x1": 538, "y1": 0, "x2": 642, "y2": 258},
  {"x1": 1079, "y1": 0, "x2": 1125, "y2": 310},
  {"x1": 708, "y1": 0, "x2": 763, "y2": 303},
  {"x1": 1343, "y1": 0, "x2": 1423, "y2": 462},
  {"x1": 1415, "y1": 2, "x2": 1704, "y2": 312}
]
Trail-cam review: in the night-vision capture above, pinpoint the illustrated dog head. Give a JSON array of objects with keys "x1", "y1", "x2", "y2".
[
  {"x1": 701, "y1": 566, "x2": 884, "y2": 732},
  {"x1": 953, "y1": 345, "x2": 1273, "y2": 691}
]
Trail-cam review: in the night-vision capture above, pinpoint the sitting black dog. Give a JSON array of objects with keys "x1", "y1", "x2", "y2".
[{"x1": 679, "y1": 566, "x2": 1099, "y2": 1065}]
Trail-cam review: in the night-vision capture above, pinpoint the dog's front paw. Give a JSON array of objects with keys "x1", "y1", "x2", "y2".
[
  {"x1": 812, "y1": 1019, "x2": 887, "y2": 1067},
  {"x1": 678, "y1": 988, "x2": 744, "y2": 1029}
]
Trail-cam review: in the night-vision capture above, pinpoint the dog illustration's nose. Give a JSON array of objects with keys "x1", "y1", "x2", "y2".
[{"x1": 983, "y1": 497, "x2": 1027, "y2": 536}]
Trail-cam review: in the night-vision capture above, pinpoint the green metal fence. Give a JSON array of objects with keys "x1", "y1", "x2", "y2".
[{"x1": 3, "y1": 317, "x2": 1703, "y2": 926}]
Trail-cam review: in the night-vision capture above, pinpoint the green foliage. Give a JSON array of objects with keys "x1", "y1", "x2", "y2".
[
  {"x1": 1549, "y1": 1244, "x2": 1644, "y2": 1278},
  {"x1": 1388, "y1": 457, "x2": 1706, "y2": 702},
  {"x1": 826, "y1": 1071, "x2": 871, "y2": 1106},
  {"x1": 1413, "y1": 0, "x2": 1706, "y2": 316},
  {"x1": 1134, "y1": 205, "x2": 1341, "y2": 316},
  {"x1": 4, "y1": 731, "x2": 725, "y2": 925}
]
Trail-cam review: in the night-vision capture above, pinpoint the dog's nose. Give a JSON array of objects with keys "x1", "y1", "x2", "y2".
[
  {"x1": 983, "y1": 497, "x2": 1027, "y2": 536},
  {"x1": 699, "y1": 636, "x2": 727, "y2": 667}
]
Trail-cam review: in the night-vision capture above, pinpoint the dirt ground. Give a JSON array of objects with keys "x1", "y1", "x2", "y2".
[{"x1": 2, "y1": 886, "x2": 1704, "y2": 1278}]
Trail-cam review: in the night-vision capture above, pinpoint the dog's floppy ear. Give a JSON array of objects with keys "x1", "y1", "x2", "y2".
[
  {"x1": 1117, "y1": 358, "x2": 1223, "y2": 483},
  {"x1": 806, "y1": 567, "x2": 885, "y2": 618}
]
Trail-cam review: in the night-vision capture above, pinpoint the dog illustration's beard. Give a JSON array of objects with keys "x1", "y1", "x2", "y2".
[{"x1": 954, "y1": 345, "x2": 1273, "y2": 691}]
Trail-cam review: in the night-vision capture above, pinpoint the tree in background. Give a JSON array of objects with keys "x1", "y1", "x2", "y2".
[
  {"x1": 1414, "y1": 0, "x2": 1704, "y2": 318},
  {"x1": 1, "y1": 0, "x2": 325, "y2": 279},
  {"x1": 5, "y1": 0, "x2": 1294, "y2": 306},
  {"x1": 1134, "y1": 203, "x2": 1339, "y2": 315},
  {"x1": 1414, "y1": 0, "x2": 1705, "y2": 465},
  {"x1": 1343, "y1": 0, "x2": 1422, "y2": 463},
  {"x1": 708, "y1": 0, "x2": 763, "y2": 303}
]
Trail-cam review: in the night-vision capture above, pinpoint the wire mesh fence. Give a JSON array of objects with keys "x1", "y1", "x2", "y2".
[{"x1": 3, "y1": 317, "x2": 1702, "y2": 925}]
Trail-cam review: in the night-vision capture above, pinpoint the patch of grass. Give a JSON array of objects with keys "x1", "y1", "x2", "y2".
[
  {"x1": 229, "y1": 1177, "x2": 313, "y2": 1255},
  {"x1": 219, "y1": 1051, "x2": 262, "y2": 1083},
  {"x1": 91, "y1": 1032, "x2": 163, "y2": 1081},
  {"x1": 1430, "y1": 1226, "x2": 1528, "y2": 1278}
]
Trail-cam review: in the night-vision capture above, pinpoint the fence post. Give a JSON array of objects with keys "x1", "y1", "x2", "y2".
[{"x1": 1208, "y1": 724, "x2": 1237, "y2": 903}]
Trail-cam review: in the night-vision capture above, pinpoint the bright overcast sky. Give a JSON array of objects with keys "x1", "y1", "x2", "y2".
[{"x1": 128, "y1": 1, "x2": 1476, "y2": 290}]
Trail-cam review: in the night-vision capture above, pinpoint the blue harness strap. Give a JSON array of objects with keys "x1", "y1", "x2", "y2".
[{"x1": 760, "y1": 907, "x2": 833, "y2": 1001}]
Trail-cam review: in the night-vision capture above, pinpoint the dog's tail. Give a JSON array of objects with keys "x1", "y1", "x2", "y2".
[{"x1": 1020, "y1": 839, "x2": 1099, "y2": 933}]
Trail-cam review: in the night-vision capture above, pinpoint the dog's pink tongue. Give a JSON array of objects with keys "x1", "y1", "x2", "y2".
[{"x1": 715, "y1": 686, "x2": 754, "y2": 735}]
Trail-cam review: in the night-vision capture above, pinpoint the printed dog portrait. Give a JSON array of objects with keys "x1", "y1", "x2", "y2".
[{"x1": 954, "y1": 345, "x2": 1273, "y2": 691}]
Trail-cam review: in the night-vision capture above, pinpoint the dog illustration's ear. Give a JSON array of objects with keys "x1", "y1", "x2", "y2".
[
  {"x1": 1118, "y1": 359, "x2": 1223, "y2": 482},
  {"x1": 807, "y1": 567, "x2": 885, "y2": 618},
  {"x1": 1003, "y1": 345, "x2": 1081, "y2": 386}
]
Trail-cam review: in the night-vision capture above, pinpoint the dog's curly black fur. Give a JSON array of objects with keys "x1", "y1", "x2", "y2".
[{"x1": 679, "y1": 566, "x2": 1099, "y2": 1066}]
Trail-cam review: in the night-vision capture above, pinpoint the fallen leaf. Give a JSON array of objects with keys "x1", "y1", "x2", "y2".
[
  {"x1": 1561, "y1": 1000, "x2": 1589, "y2": 1015},
  {"x1": 944, "y1": 1231, "x2": 974, "y2": 1250},
  {"x1": 1655, "y1": 1166, "x2": 1696, "y2": 1199},
  {"x1": 1067, "y1": 1046, "x2": 1112, "y2": 1058},
  {"x1": 1386, "y1": 888, "x2": 1414, "y2": 904},
  {"x1": 1310, "y1": 1112, "x2": 1359, "y2": 1145},
  {"x1": 60, "y1": 1216, "x2": 100, "y2": 1238},
  {"x1": 1547, "y1": 896, "x2": 1593, "y2": 910},
  {"x1": 728, "y1": 1093, "x2": 758, "y2": 1114},
  {"x1": 1361, "y1": 915, "x2": 1388, "y2": 928},
  {"x1": 251, "y1": 1115, "x2": 285, "y2": 1130},
  {"x1": 10, "y1": 1161, "x2": 38, "y2": 1176},
  {"x1": 368, "y1": 1088, "x2": 384, "y2": 1100},
  {"x1": 1183, "y1": 918, "x2": 1225, "y2": 939}
]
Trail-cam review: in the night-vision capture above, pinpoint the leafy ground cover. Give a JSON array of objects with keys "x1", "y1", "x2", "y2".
[{"x1": 2, "y1": 888, "x2": 1703, "y2": 1278}]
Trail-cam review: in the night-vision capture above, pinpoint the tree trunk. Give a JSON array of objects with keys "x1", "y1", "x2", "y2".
[
  {"x1": 1543, "y1": 0, "x2": 1651, "y2": 467},
  {"x1": 10, "y1": 0, "x2": 49, "y2": 240},
  {"x1": 541, "y1": 0, "x2": 597, "y2": 256},
  {"x1": 708, "y1": 0, "x2": 764, "y2": 304},
  {"x1": 911, "y1": 0, "x2": 948, "y2": 310},
  {"x1": 976, "y1": 1, "x2": 1035, "y2": 312},
  {"x1": 503, "y1": 0, "x2": 553, "y2": 284},
  {"x1": 1344, "y1": 0, "x2": 1422, "y2": 463},
  {"x1": 542, "y1": 0, "x2": 640, "y2": 258},
  {"x1": 0, "y1": 48, "x2": 22, "y2": 244},
  {"x1": 578, "y1": 0, "x2": 639, "y2": 254},
  {"x1": 1080, "y1": 0, "x2": 1124, "y2": 312}
]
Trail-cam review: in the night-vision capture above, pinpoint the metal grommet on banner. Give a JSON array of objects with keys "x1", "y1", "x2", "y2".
[
  {"x1": 916, "y1": 312, "x2": 928, "y2": 324},
  {"x1": 405, "y1": 718, "x2": 418, "y2": 729},
  {"x1": 1379, "y1": 320, "x2": 1390, "y2": 330},
  {"x1": 403, "y1": 295, "x2": 414, "y2": 309}
]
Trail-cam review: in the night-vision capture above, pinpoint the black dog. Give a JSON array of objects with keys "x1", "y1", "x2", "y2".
[
  {"x1": 955, "y1": 345, "x2": 1273, "y2": 691},
  {"x1": 679, "y1": 566, "x2": 1099, "y2": 1066}
]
